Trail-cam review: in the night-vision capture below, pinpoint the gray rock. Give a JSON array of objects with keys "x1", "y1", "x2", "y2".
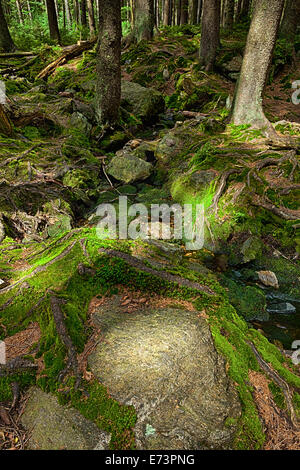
[
  {"x1": 121, "y1": 81, "x2": 165, "y2": 124},
  {"x1": 88, "y1": 301, "x2": 241, "y2": 450},
  {"x1": 267, "y1": 302, "x2": 296, "y2": 315},
  {"x1": 240, "y1": 236, "x2": 263, "y2": 263},
  {"x1": 107, "y1": 152, "x2": 153, "y2": 184},
  {"x1": 21, "y1": 387, "x2": 110, "y2": 450}
]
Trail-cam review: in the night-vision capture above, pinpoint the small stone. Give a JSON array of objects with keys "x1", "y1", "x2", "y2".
[
  {"x1": 257, "y1": 270, "x2": 279, "y2": 289},
  {"x1": 267, "y1": 302, "x2": 296, "y2": 314}
]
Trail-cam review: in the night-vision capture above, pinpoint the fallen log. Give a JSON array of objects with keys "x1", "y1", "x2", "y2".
[
  {"x1": 37, "y1": 39, "x2": 97, "y2": 80},
  {"x1": 0, "y1": 51, "x2": 34, "y2": 58}
]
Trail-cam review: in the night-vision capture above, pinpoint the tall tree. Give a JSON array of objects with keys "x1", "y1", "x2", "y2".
[
  {"x1": 240, "y1": 0, "x2": 251, "y2": 20},
  {"x1": 46, "y1": 0, "x2": 61, "y2": 43},
  {"x1": 199, "y1": 0, "x2": 220, "y2": 71},
  {"x1": 163, "y1": 0, "x2": 172, "y2": 25},
  {"x1": 281, "y1": 0, "x2": 300, "y2": 40},
  {"x1": 0, "y1": 0, "x2": 15, "y2": 52},
  {"x1": 80, "y1": 0, "x2": 87, "y2": 27},
  {"x1": 133, "y1": 0, "x2": 154, "y2": 41},
  {"x1": 95, "y1": 0, "x2": 121, "y2": 126},
  {"x1": 231, "y1": 0, "x2": 285, "y2": 134},
  {"x1": 191, "y1": 0, "x2": 198, "y2": 24}
]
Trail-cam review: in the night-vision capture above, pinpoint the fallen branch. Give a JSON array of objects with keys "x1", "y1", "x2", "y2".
[
  {"x1": 37, "y1": 39, "x2": 97, "y2": 80},
  {"x1": 0, "y1": 51, "x2": 34, "y2": 58},
  {"x1": 251, "y1": 194, "x2": 300, "y2": 220}
]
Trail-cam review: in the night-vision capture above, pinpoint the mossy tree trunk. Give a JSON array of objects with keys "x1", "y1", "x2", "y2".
[
  {"x1": 95, "y1": 0, "x2": 121, "y2": 127},
  {"x1": 281, "y1": 0, "x2": 300, "y2": 40},
  {"x1": 133, "y1": 0, "x2": 154, "y2": 42},
  {"x1": 46, "y1": 0, "x2": 61, "y2": 43},
  {"x1": 199, "y1": 0, "x2": 221, "y2": 71},
  {"x1": 0, "y1": 103, "x2": 12, "y2": 136},
  {"x1": 231, "y1": 0, "x2": 285, "y2": 134},
  {"x1": 0, "y1": 0, "x2": 15, "y2": 52}
]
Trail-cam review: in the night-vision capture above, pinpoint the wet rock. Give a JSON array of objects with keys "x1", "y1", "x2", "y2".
[
  {"x1": 21, "y1": 387, "x2": 110, "y2": 450},
  {"x1": 88, "y1": 302, "x2": 241, "y2": 450},
  {"x1": 121, "y1": 81, "x2": 165, "y2": 124},
  {"x1": 107, "y1": 152, "x2": 153, "y2": 184},
  {"x1": 267, "y1": 302, "x2": 296, "y2": 315},
  {"x1": 257, "y1": 270, "x2": 279, "y2": 289}
]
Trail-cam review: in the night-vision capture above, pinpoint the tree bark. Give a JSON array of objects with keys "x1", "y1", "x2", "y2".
[
  {"x1": 281, "y1": 0, "x2": 300, "y2": 40},
  {"x1": 133, "y1": 0, "x2": 154, "y2": 42},
  {"x1": 46, "y1": 0, "x2": 61, "y2": 43},
  {"x1": 0, "y1": 0, "x2": 15, "y2": 52},
  {"x1": 191, "y1": 0, "x2": 198, "y2": 24},
  {"x1": 64, "y1": 0, "x2": 71, "y2": 26},
  {"x1": 80, "y1": 0, "x2": 87, "y2": 27},
  {"x1": 199, "y1": 0, "x2": 220, "y2": 71},
  {"x1": 240, "y1": 0, "x2": 251, "y2": 20},
  {"x1": 95, "y1": 0, "x2": 121, "y2": 126},
  {"x1": 0, "y1": 104, "x2": 12, "y2": 136},
  {"x1": 231, "y1": 0, "x2": 285, "y2": 134}
]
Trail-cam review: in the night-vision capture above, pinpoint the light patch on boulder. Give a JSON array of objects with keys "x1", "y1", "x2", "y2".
[{"x1": 257, "y1": 270, "x2": 279, "y2": 289}]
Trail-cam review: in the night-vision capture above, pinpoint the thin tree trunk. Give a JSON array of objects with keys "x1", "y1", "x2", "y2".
[
  {"x1": 231, "y1": 0, "x2": 284, "y2": 134},
  {"x1": 133, "y1": 0, "x2": 154, "y2": 42},
  {"x1": 197, "y1": 0, "x2": 202, "y2": 23},
  {"x1": 16, "y1": 0, "x2": 24, "y2": 24},
  {"x1": 191, "y1": 0, "x2": 198, "y2": 24},
  {"x1": 64, "y1": 0, "x2": 71, "y2": 26},
  {"x1": 235, "y1": 0, "x2": 242, "y2": 22},
  {"x1": 240, "y1": 0, "x2": 251, "y2": 20},
  {"x1": 87, "y1": 0, "x2": 96, "y2": 35},
  {"x1": 180, "y1": 0, "x2": 188, "y2": 23},
  {"x1": 176, "y1": 0, "x2": 181, "y2": 25},
  {"x1": 163, "y1": 0, "x2": 171, "y2": 25},
  {"x1": 80, "y1": 0, "x2": 87, "y2": 27},
  {"x1": 199, "y1": 0, "x2": 220, "y2": 71},
  {"x1": 27, "y1": 0, "x2": 33, "y2": 22},
  {"x1": 224, "y1": 0, "x2": 234, "y2": 30},
  {"x1": 0, "y1": 0, "x2": 16, "y2": 52},
  {"x1": 46, "y1": 0, "x2": 61, "y2": 43},
  {"x1": 95, "y1": 0, "x2": 121, "y2": 126}
]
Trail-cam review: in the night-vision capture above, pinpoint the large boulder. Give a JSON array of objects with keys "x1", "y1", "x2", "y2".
[
  {"x1": 21, "y1": 388, "x2": 110, "y2": 450},
  {"x1": 121, "y1": 81, "x2": 165, "y2": 124},
  {"x1": 107, "y1": 151, "x2": 153, "y2": 184},
  {"x1": 88, "y1": 299, "x2": 241, "y2": 450}
]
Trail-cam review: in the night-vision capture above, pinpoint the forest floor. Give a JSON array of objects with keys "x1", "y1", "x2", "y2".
[{"x1": 0, "y1": 25, "x2": 300, "y2": 450}]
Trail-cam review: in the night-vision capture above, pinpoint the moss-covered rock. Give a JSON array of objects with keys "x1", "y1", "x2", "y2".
[
  {"x1": 121, "y1": 80, "x2": 165, "y2": 124},
  {"x1": 107, "y1": 152, "x2": 153, "y2": 184}
]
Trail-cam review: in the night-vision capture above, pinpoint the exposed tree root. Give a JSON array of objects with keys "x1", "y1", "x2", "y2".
[
  {"x1": 247, "y1": 341, "x2": 299, "y2": 430},
  {"x1": 0, "y1": 144, "x2": 42, "y2": 168},
  {"x1": 251, "y1": 194, "x2": 300, "y2": 221},
  {"x1": 209, "y1": 168, "x2": 243, "y2": 213},
  {"x1": 99, "y1": 248, "x2": 215, "y2": 295},
  {"x1": 50, "y1": 296, "x2": 81, "y2": 388},
  {"x1": 0, "y1": 357, "x2": 38, "y2": 377}
]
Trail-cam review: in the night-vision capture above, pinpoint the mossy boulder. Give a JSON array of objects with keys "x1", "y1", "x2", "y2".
[
  {"x1": 21, "y1": 387, "x2": 110, "y2": 450},
  {"x1": 121, "y1": 80, "x2": 165, "y2": 124},
  {"x1": 88, "y1": 299, "x2": 241, "y2": 450},
  {"x1": 107, "y1": 152, "x2": 153, "y2": 184}
]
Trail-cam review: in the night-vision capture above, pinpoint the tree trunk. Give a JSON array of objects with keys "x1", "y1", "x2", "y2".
[
  {"x1": 87, "y1": 0, "x2": 96, "y2": 35},
  {"x1": 197, "y1": 0, "x2": 203, "y2": 23},
  {"x1": 16, "y1": 0, "x2": 24, "y2": 24},
  {"x1": 199, "y1": 0, "x2": 220, "y2": 71},
  {"x1": 80, "y1": 0, "x2": 87, "y2": 27},
  {"x1": 133, "y1": 0, "x2": 154, "y2": 42},
  {"x1": 46, "y1": 0, "x2": 61, "y2": 43},
  {"x1": 176, "y1": 0, "x2": 181, "y2": 25},
  {"x1": 27, "y1": 0, "x2": 33, "y2": 22},
  {"x1": 224, "y1": 0, "x2": 234, "y2": 30},
  {"x1": 0, "y1": 0, "x2": 15, "y2": 52},
  {"x1": 235, "y1": 0, "x2": 242, "y2": 22},
  {"x1": 231, "y1": 0, "x2": 284, "y2": 134},
  {"x1": 95, "y1": 0, "x2": 121, "y2": 126},
  {"x1": 64, "y1": 0, "x2": 71, "y2": 26},
  {"x1": 0, "y1": 104, "x2": 12, "y2": 136},
  {"x1": 191, "y1": 0, "x2": 198, "y2": 24},
  {"x1": 163, "y1": 0, "x2": 171, "y2": 25},
  {"x1": 180, "y1": 0, "x2": 188, "y2": 24},
  {"x1": 281, "y1": 0, "x2": 300, "y2": 39}
]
